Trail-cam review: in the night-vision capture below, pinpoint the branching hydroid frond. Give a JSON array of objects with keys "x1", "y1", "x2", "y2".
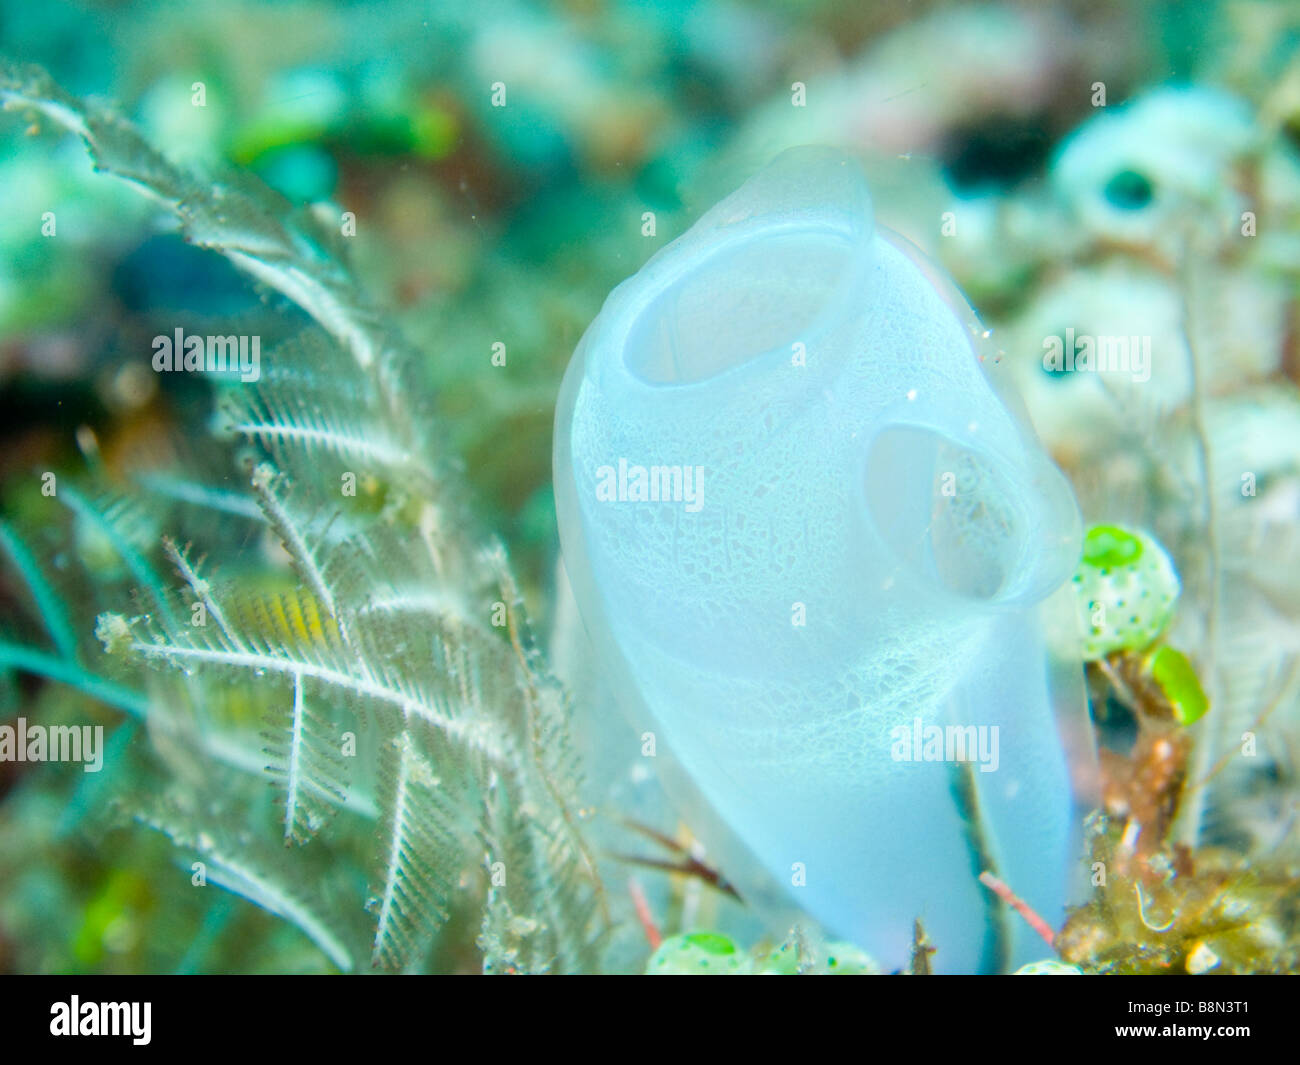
[
  {"x1": 369, "y1": 731, "x2": 462, "y2": 968},
  {"x1": 0, "y1": 65, "x2": 408, "y2": 391},
  {"x1": 134, "y1": 796, "x2": 362, "y2": 972},
  {"x1": 263, "y1": 669, "x2": 351, "y2": 846},
  {"x1": 162, "y1": 538, "x2": 239, "y2": 645},
  {"x1": 1, "y1": 58, "x2": 607, "y2": 974},
  {"x1": 247, "y1": 462, "x2": 349, "y2": 639},
  {"x1": 215, "y1": 333, "x2": 420, "y2": 481}
]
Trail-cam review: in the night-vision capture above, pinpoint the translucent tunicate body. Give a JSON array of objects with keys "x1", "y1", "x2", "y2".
[{"x1": 554, "y1": 147, "x2": 1086, "y2": 973}]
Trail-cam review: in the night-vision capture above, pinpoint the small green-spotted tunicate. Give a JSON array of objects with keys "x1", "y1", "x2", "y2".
[
  {"x1": 1071, "y1": 524, "x2": 1179, "y2": 660},
  {"x1": 644, "y1": 932, "x2": 745, "y2": 975},
  {"x1": 815, "y1": 942, "x2": 879, "y2": 975},
  {"x1": 750, "y1": 939, "x2": 880, "y2": 975}
]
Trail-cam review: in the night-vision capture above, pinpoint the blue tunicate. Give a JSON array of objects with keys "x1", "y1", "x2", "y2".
[{"x1": 554, "y1": 147, "x2": 1087, "y2": 973}]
